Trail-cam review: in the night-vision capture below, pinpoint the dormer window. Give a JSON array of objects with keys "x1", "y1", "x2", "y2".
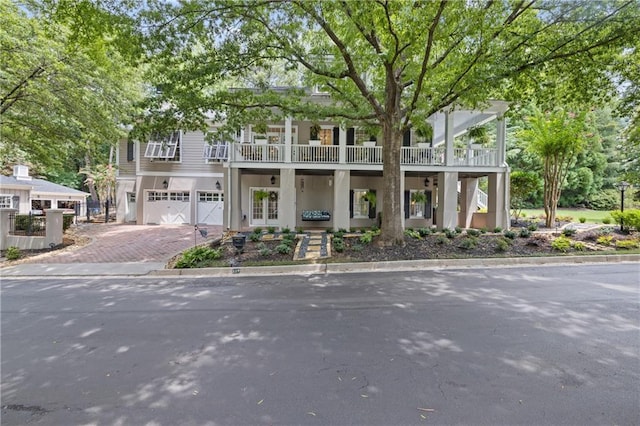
[{"x1": 144, "y1": 131, "x2": 181, "y2": 161}]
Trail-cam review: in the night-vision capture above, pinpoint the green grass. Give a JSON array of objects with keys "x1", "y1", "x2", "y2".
[{"x1": 518, "y1": 208, "x2": 612, "y2": 224}]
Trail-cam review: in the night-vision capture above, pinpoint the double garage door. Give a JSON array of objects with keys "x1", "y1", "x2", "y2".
[{"x1": 143, "y1": 191, "x2": 224, "y2": 225}]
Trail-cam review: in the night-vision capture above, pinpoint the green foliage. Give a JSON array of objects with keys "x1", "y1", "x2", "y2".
[
  {"x1": 610, "y1": 209, "x2": 640, "y2": 231},
  {"x1": 444, "y1": 228, "x2": 457, "y2": 239},
  {"x1": 6, "y1": 246, "x2": 22, "y2": 261},
  {"x1": 296, "y1": 227, "x2": 304, "y2": 233},
  {"x1": 527, "y1": 223, "x2": 539, "y2": 232},
  {"x1": 572, "y1": 241, "x2": 586, "y2": 251},
  {"x1": 466, "y1": 229, "x2": 481, "y2": 237},
  {"x1": 360, "y1": 231, "x2": 377, "y2": 244},
  {"x1": 510, "y1": 170, "x2": 542, "y2": 221},
  {"x1": 551, "y1": 236, "x2": 572, "y2": 252},
  {"x1": 602, "y1": 217, "x2": 612, "y2": 225},
  {"x1": 435, "y1": 235, "x2": 450, "y2": 245},
  {"x1": 253, "y1": 227, "x2": 263, "y2": 234},
  {"x1": 62, "y1": 215, "x2": 74, "y2": 231},
  {"x1": 493, "y1": 227, "x2": 503, "y2": 233},
  {"x1": 249, "y1": 233, "x2": 262, "y2": 242},
  {"x1": 480, "y1": 227, "x2": 488, "y2": 234},
  {"x1": 275, "y1": 243, "x2": 292, "y2": 254},
  {"x1": 454, "y1": 226, "x2": 462, "y2": 234},
  {"x1": 519, "y1": 228, "x2": 531, "y2": 238},
  {"x1": 578, "y1": 217, "x2": 587, "y2": 223},
  {"x1": 267, "y1": 226, "x2": 276, "y2": 234},
  {"x1": 495, "y1": 238, "x2": 511, "y2": 252},
  {"x1": 404, "y1": 229, "x2": 421, "y2": 239},
  {"x1": 281, "y1": 227, "x2": 291, "y2": 234},
  {"x1": 616, "y1": 239, "x2": 640, "y2": 250},
  {"x1": 588, "y1": 189, "x2": 619, "y2": 211},
  {"x1": 503, "y1": 230, "x2": 516, "y2": 239},
  {"x1": 562, "y1": 227, "x2": 577, "y2": 237},
  {"x1": 259, "y1": 246, "x2": 272, "y2": 256},
  {"x1": 175, "y1": 246, "x2": 222, "y2": 268},
  {"x1": 418, "y1": 227, "x2": 432, "y2": 237},
  {"x1": 458, "y1": 237, "x2": 478, "y2": 250},
  {"x1": 332, "y1": 237, "x2": 345, "y2": 253},
  {"x1": 596, "y1": 235, "x2": 614, "y2": 246}
]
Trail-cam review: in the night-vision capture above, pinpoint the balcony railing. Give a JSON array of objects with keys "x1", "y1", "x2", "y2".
[{"x1": 230, "y1": 143, "x2": 498, "y2": 167}]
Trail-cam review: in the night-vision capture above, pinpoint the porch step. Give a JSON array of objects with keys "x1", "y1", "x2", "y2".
[{"x1": 293, "y1": 232, "x2": 330, "y2": 261}]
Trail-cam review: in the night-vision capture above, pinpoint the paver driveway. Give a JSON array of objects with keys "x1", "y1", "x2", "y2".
[{"x1": 21, "y1": 223, "x2": 221, "y2": 264}]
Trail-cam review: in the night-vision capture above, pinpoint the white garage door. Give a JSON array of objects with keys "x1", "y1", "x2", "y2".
[
  {"x1": 197, "y1": 191, "x2": 224, "y2": 225},
  {"x1": 144, "y1": 191, "x2": 191, "y2": 224}
]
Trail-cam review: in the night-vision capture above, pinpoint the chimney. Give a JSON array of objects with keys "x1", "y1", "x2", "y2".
[{"x1": 13, "y1": 165, "x2": 32, "y2": 181}]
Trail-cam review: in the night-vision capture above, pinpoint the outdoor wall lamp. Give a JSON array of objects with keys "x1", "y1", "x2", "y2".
[
  {"x1": 162, "y1": 180, "x2": 168, "y2": 189},
  {"x1": 424, "y1": 177, "x2": 430, "y2": 187},
  {"x1": 270, "y1": 175, "x2": 276, "y2": 185},
  {"x1": 215, "y1": 180, "x2": 221, "y2": 190}
]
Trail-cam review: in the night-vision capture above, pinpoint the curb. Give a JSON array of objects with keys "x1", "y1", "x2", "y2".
[{"x1": 150, "y1": 254, "x2": 640, "y2": 278}]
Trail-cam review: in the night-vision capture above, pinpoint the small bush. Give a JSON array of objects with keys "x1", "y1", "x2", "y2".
[
  {"x1": 503, "y1": 230, "x2": 516, "y2": 239},
  {"x1": 493, "y1": 226, "x2": 503, "y2": 233},
  {"x1": 332, "y1": 237, "x2": 345, "y2": 252},
  {"x1": 326, "y1": 228, "x2": 334, "y2": 234},
  {"x1": 480, "y1": 227, "x2": 488, "y2": 234},
  {"x1": 351, "y1": 243, "x2": 364, "y2": 252},
  {"x1": 551, "y1": 236, "x2": 572, "y2": 253},
  {"x1": 404, "y1": 229, "x2": 421, "y2": 239},
  {"x1": 435, "y1": 235, "x2": 450, "y2": 245},
  {"x1": 598, "y1": 227, "x2": 612, "y2": 235},
  {"x1": 338, "y1": 228, "x2": 348, "y2": 234},
  {"x1": 519, "y1": 228, "x2": 531, "y2": 238},
  {"x1": 281, "y1": 227, "x2": 291, "y2": 234},
  {"x1": 562, "y1": 227, "x2": 577, "y2": 237},
  {"x1": 334, "y1": 230, "x2": 345, "y2": 239},
  {"x1": 371, "y1": 226, "x2": 379, "y2": 232},
  {"x1": 253, "y1": 227, "x2": 263, "y2": 234},
  {"x1": 596, "y1": 235, "x2": 614, "y2": 246},
  {"x1": 63, "y1": 215, "x2": 74, "y2": 231},
  {"x1": 466, "y1": 229, "x2": 481, "y2": 237},
  {"x1": 572, "y1": 241, "x2": 586, "y2": 251},
  {"x1": 418, "y1": 227, "x2": 432, "y2": 237},
  {"x1": 249, "y1": 233, "x2": 262, "y2": 242},
  {"x1": 6, "y1": 246, "x2": 21, "y2": 260},
  {"x1": 527, "y1": 223, "x2": 538, "y2": 231},
  {"x1": 578, "y1": 217, "x2": 587, "y2": 224},
  {"x1": 267, "y1": 226, "x2": 276, "y2": 234},
  {"x1": 454, "y1": 226, "x2": 462, "y2": 234},
  {"x1": 611, "y1": 209, "x2": 640, "y2": 231},
  {"x1": 276, "y1": 243, "x2": 292, "y2": 254},
  {"x1": 444, "y1": 228, "x2": 457, "y2": 239},
  {"x1": 458, "y1": 237, "x2": 478, "y2": 250},
  {"x1": 259, "y1": 247, "x2": 272, "y2": 256},
  {"x1": 360, "y1": 231, "x2": 375, "y2": 244},
  {"x1": 296, "y1": 227, "x2": 305, "y2": 233},
  {"x1": 175, "y1": 246, "x2": 222, "y2": 268},
  {"x1": 557, "y1": 215, "x2": 574, "y2": 222},
  {"x1": 616, "y1": 239, "x2": 639, "y2": 250},
  {"x1": 602, "y1": 217, "x2": 611, "y2": 225},
  {"x1": 495, "y1": 238, "x2": 511, "y2": 252}
]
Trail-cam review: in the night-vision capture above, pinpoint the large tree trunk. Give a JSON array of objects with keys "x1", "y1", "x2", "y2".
[{"x1": 379, "y1": 118, "x2": 405, "y2": 246}]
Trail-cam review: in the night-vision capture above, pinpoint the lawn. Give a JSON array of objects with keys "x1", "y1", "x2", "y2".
[{"x1": 518, "y1": 208, "x2": 613, "y2": 224}]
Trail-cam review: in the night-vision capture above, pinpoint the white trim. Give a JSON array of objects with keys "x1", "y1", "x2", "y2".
[{"x1": 135, "y1": 172, "x2": 225, "y2": 178}]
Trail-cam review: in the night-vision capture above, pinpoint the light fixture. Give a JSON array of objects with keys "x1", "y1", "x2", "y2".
[
  {"x1": 270, "y1": 175, "x2": 276, "y2": 185},
  {"x1": 424, "y1": 177, "x2": 430, "y2": 187},
  {"x1": 329, "y1": 176, "x2": 333, "y2": 187},
  {"x1": 301, "y1": 178, "x2": 305, "y2": 192},
  {"x1": 617, "y1": 181, "x2": 631, "y2": 232},
  {"x1": 215, "y1": 180, "x2": 221, "y2": 190},
  {"x1": 162, "y1": 179, "x2": 168, "y2": 189}
]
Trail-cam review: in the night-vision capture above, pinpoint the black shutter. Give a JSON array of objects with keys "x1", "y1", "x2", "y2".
[
  {"x1": 424, "y1": 191, "x2": 432, "y2": 218},
  {"x1": 347, "y1": 128, "x2": 355, "y2": 145},
  {"x1": 403, "y1": 129, "x2": 411, "y2": 147},
  {"x1": 349, "y1": 190, "x2": 354, "y2": 218},
  {"x1": 368, "y1": 189, "x2": 377, "y2": 219},
  {"x1": 333, "y1": 127, "x2": 340, "y2": 145},
  {"x1": 127, "y1": 141, "x2": 134, "y2": 161},
  {"x1": 404, "y1": 190, "x2": 410, "y2": 219}
]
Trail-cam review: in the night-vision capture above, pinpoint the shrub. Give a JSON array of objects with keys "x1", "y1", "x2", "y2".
[
  {"x1": 480, "y1": 227, "x2": 488, "y2": 234},
  {"x1": 615, "y1": 239, "x2": 640, "y2": 250},
  {"x1": 249, "y1": 233, "x2": 262, "y2": 242},
  {"x1": 175, "y1": 246, "x2": 222, "y2": 268},
  {"x1": 360, "y1": 231, "x2": 375, "y2": 244},
  {"x1": 610, "y1": 209, "x2": 640, "y2": 231},
  {"x1": 458, "y1": 237, "x2": 478, "y2": 250},
  {"x1": 267, "y1": 226, "x2": 276, "y2": 234},
  {"x1": 493, "y1": 226, "x2": 503, "y2": 233},
  {"x1": 557, "y1": 215, "x2": 574, "y2": 222},
  {"x1": 281, "y1": 227, "x2": 291, "y2": 234},
  {"x1": 596, "y1": 235, "x2": 614, "y2": 246},
  {"x1": 503, "y1": 230, "x2": 516, "y2": 239},
  {"x1": 551, "y1": 236, "x2": 571, "y2": 253},
  {"x1": 578, "y1": 217, "x2": 587, "y2": 224},
  {"x1": 259, "y1": 247, "x2": 272, "y2": 256},
  {"x1": 418, "y1": 227, "x2": 432, "y2": 237},
  {"x1": 334, "y1": 230, "x2": 345, "y2": 239},
  {"x1": 326, "y1": 228, "x2": 334, "y2": 234},
  {"x1": 454, "y1": 226, "x2": 462, "y2": 234},
  {"x1": 275, "y1": 243, "x2": 292, "y2": 254},
  {"x1": 519, "y1": 228, "x2": 531, "y2": 238},
  {"x1": 63, "y1": 215, "x2": 74, "y2": 231},
  {"x1": 562, "y1": 227, "x2": 577, "y2": 237},
  {"x1": 602, "y1": 217, "x2": 611, "y2": 225},
  {"x1": 444, "y1": 228, "x2": 457, "y2": 239},
  {"x1": 435, "y1": 235, "x2": 450, "y2": 245},
  {"x1": 281, "y1": 234, "x2": 296, "y2": 246},
  {"x1": 598, "y1": 227, "x2": 612, "y2": 235},
  {"x1": 6, "y1": 246, "x2": 21, "y2": 261},
  {"x1": 371, "y1": 226, "x2": 379, "y2": 232},
  {"x1": 404, "y1": 229, "x2": 421, "y2": 239},
  {"x1": 466, "y1": 229, "x2": 481, "y2": 237},
  {"x1": 527, "y1": 223, "x2": 538, "y2": 231},
  {"x1": 495, "y1": 238, "x2": 511, "y2": 252},
  {"x1": 338, "y1": 228, "x2": 348, "y2": 234},
  {"x1": 572, "y1": 241, "x2": 586, "y2": 251},
  {"x1": 253, "y1": 227, "x2": 263, "y2": 234},
  {"x1": 296, "y1": 227, "x2": 305, "y2": 233},
  {"x1": 351, "y1": 243, "x2": 364, "y2": 252},
  {"x1": 332, "y1": 237, "x2": 345, "y2": 252}
]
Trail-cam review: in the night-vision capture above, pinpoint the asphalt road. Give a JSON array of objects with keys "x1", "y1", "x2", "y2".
[{"x1": 1, "y1": 263, "x2": 639, "y2": 425}]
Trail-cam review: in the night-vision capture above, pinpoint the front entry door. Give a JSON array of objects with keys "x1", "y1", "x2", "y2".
[{"x1": 251, "y1": 188, "x2": 278, "y2": 226}]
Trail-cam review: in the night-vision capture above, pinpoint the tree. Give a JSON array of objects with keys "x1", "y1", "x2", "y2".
[
  {"x1": 141, "y1": 0, "x2": 639, "y2": 245},
  {"x1": 520, "y1": 107, "x2": 588, "y2": 227},
  {"x1": 510, "y1": 170, "x2": 541, "y2": 222},
  {"x1": 0, "y1": 0, "x2": 142, "y2": 172}
]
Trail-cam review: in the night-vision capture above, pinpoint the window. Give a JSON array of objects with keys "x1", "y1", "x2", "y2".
[
  {"x1": 0, "y1": 195, "x2": 12, "y2": 208},
  {"x1": 169, "y1": 192, "x2": 190, "y2": 202},
  {"x1": 203, "y1": 142, "x2": 229, "y2": 161},
  {"x1": 266, "y1": 126, "x2": 297, "y2": 144},
  {"x1": 319, "y1": 128, "x2": 333, "y2": 146},
  {"x1": 144, "y1": 131, "x2": 181, "y2": 161},
  {"x1": 353, "y1": 190, "x2": 370, "y2": 218},
  {"x1": 127, "y1": 141, "x2": 135, "y2": 161},
  {"x1": 147, "y1": 191, "x2": 168, "y2": 201},
  {"x1": 409, "y1": 190, "x2": 425, "y2": 218}
]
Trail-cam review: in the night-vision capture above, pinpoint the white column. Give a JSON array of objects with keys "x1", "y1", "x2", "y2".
[
  {"x1": 339, "y1": 127, "x2": 347, "y2": 164},
  {"x1": 229, "y1": 168, "x2": 242, "y2": 230},
  {"x1": 487, "y1": 171, "x2": 509, "y2": 229},
  {"x1": 459, "y1": 178, "x2": 479, "y2": 228},
  {"x1": 284, "y1": 116, "x2": 292, "y2": 163},
  {"x1": 400, "y1": 171, "x2": 406, "y2": 228},
  {"x1": 333, "y1": 170, "x2": 350, "y2": 230},
  {"x1": 436, "y1": 171, "x2": 458, "y2": 230},
  {"x1": 444, "y1": 110, "x2": 455, "y2": 166},
  {"x1": 279, "y1": 168, "x2": 296, "y2": 230},
  {"x1": 496, "y1": 115, "x2": 506, "y2": 165}
]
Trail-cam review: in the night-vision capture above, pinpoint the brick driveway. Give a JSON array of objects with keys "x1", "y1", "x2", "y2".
[{"x1": 22, "y1": 223, "x2": 222, "y2": 264}]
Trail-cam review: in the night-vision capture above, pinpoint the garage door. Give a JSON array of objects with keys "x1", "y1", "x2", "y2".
[
  {"x1": 197, "y1": 191, "x2": 224, "y2": 225},
  {"x1": 144, "y1": 191, "x2": 191, "y2": 224}
]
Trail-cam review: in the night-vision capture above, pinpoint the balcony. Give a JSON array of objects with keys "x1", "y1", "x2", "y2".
[{"x1": 229, "y1": 143, "x2": 499, "y2": 168}]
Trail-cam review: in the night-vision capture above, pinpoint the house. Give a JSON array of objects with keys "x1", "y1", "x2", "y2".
[
  {"x1": 115, "y1": 97, "x2": 510, "y2": 232},
  {"x1": 0, "y1": 165, "x2": 89, "y2": 216}
]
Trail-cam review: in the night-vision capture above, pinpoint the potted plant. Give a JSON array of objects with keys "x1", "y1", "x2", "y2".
[
  {"x1": 253, "y1": 122, "x2": 268, "y2": 144},
  {"x1": 363, "y1": 190, "x2": 377, "y2": 207},
  {"x1": 254, "y1": 189, "x2": 270, "y2": 201},
  {"x1": 468, "y1": 125, "x2": 489, "y2": 145},
  {"x1": 411, "y1": 191, "x2": 427, "y2": 204},
  {"x1": 415, "y1": 123, "x2": 433, "y2": 147},
  {"x1": 309, "y1": 122, "x2": 321, "y2": 145}
]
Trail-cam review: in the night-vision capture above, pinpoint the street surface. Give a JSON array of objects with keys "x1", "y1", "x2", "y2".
[{"x1": 2, "y1": 264, "x2": 639, "y2": 425}]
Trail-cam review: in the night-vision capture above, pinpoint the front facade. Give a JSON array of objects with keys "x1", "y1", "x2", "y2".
[{"x1": 115, "y1": 99, "x2": 510, "y2": 232}]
